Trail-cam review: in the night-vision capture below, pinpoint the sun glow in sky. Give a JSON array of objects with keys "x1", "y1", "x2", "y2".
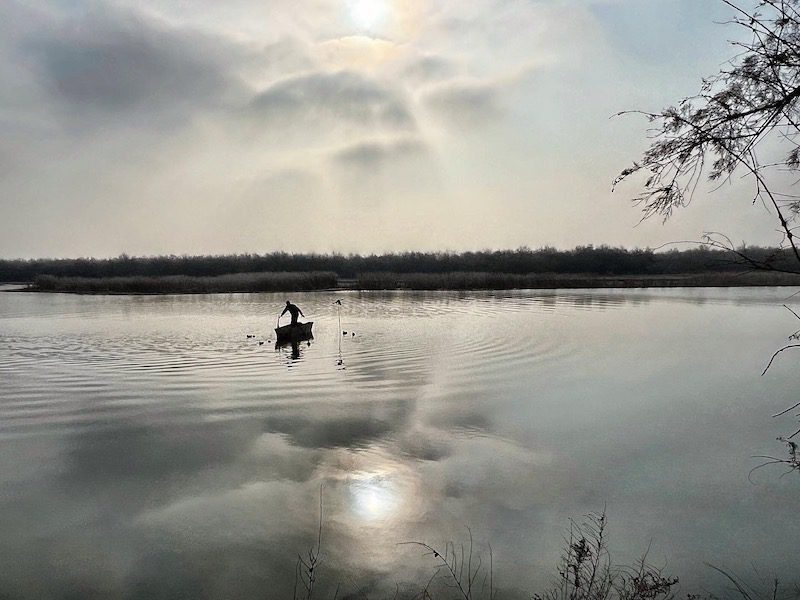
[
  {"x1": 0, "y1": 0, "x2": 783, "y2": 258},
  {"x1": 347, "y1": 0, "x2": 389, "y2": 31}
]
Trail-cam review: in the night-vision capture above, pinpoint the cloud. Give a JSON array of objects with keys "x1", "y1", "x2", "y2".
[
  {"x1": 62, "y1": 421, "x2": 256, "y2": 485},
  {"x1": 331, "y1": 137, "x2": 428, "y2": 168},
  {"x1": 395, "y1": 427, "x2": 453, "y2": 461},
  {"x1": 256, "y1": 37, "x2": 316, "y2": 80},
  {"x1": 13, "y1": 1, "x2": 248, "y2": 129},
  {"x1": 132, "y1": 480, "x2": 323, "y2": 600},
  {"x1": 316, "y1": 35, "x2": 399, "y2": 71},
  {"x1": 263, "y1": 409, "x2": 408, "y2": 449},
  {"x1": 248, "y1": 70, "x2": 415, "y2": 132},
  {"x1": 400, "y1": 54, "x2": 459, "y2": 85},
  {"x1": 422, "y1": 79, "x2": 502, "y2": 129},
  {"x1": 328, "y1": 135, "x2": 441, "y2": 206},
  {"x1": 0, "y1": 0, "x2": 783, "y2": 257}
]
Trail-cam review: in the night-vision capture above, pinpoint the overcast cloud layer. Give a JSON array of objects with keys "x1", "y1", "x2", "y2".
[{"x1": 0, "y1": 0, "x2": 781, "y2": 257}]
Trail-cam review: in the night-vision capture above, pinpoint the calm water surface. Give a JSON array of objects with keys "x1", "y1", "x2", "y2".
[{"x1": 0, "y1": 288, "x2": 798, "y2": 598}]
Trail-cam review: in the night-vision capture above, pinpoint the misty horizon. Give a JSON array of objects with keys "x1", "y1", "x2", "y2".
[{"x1": 0, "y1": 242, "x2": 786, "y2": 263}]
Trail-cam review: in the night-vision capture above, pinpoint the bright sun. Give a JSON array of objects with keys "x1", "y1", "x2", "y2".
[{"x1": 348, "y1": 0, "x2": 388, "y2": 31}]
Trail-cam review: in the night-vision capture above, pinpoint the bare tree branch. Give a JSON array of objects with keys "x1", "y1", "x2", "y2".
[{"x1": 616, "y1": 0, "x2": 800, "y2": 267}]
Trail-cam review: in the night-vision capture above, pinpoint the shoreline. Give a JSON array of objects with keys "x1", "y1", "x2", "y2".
[{"x1": 4, "y1": 271, "x2": 800, "y2": 294}]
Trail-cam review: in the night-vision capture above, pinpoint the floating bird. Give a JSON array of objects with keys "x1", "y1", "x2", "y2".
[
  {"x1": 352, "y1": 332, "x2": 355, "y2": 336},
  {"x1": 343, "y1": 331, "x2": 347, "y2": 335},
  {"x1": 258, "y1": 341, "x2": 264, "y2": 345},
  {"x1": 246, "y1": 334, "x2": 255, "y2": 338}
]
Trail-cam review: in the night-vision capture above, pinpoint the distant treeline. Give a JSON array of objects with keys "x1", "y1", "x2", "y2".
[{"x1": 1, "y1": 246, "x2": 798, "y2": 282}]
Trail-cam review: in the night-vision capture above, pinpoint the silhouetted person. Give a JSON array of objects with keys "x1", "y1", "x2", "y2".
[{"x1": 281, "y1": 300, "x2": 304, "y2": 326}]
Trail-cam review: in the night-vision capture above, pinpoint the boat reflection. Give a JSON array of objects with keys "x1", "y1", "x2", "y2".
[{"x1": 275, "y1": 337, "x2": 313, "y2": 361}]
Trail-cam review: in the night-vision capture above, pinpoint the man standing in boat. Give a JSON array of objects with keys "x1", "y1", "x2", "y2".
[{"x1": 281, "y1": 300, "x2": 304, "y2": 326}]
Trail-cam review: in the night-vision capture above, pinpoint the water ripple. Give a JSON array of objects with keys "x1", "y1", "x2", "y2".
[{"x1": 3, "y1": 287, "x2": 781, "y2": 437}]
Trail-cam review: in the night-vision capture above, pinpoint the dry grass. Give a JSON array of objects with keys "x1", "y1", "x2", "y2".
[
  {"x1": 31, "y1": 271, "x2": 338, "y2": 294},
  {"x1": 288, "y1": 510, "x2": 798, "y2": 600},
  {"x1": 533, "y1": 513, "x2": 677, "y2": 600},
  {"x1": 355, "y1": 271, "x2": 800, "y2": 291}
]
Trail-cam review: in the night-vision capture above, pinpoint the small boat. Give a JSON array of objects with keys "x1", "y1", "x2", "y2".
[{"x1": 274, "y1": 321, "x2": 314, "y2": 343}]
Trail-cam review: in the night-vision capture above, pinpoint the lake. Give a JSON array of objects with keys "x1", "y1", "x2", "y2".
[{"x1": 0, "y1": 287, "x2": 798, "y2": 599}]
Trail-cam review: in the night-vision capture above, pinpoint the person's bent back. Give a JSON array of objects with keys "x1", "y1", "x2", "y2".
[{"x1": 281, "y1": 300, "x2": 304, "y2": 325}]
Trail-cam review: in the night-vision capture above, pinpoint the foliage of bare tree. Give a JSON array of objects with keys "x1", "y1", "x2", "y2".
[{"x1": 615, "y1": 0, "x2": 800, "y2": 272}]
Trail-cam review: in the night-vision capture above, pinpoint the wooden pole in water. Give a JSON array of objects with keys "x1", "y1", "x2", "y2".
[{"x1": 335, "y1": 299, "x2": 342, "y2": 357}]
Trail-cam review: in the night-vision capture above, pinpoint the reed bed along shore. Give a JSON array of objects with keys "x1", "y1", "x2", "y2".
[
  {"x1": 355, "y1": 271, "x2": 800, "y2": 290},
  {"x1": 18, "y1": 270, "x2": 800, "y2": 294},
  {"x1": 30, "y1": 271, "x2": 338, "y2": 294},
  {"x1": 4, "y1": 246, "x2": 800, "y2": 284}
]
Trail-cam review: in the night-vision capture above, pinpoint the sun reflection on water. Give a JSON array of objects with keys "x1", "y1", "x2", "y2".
[{"x1": 348, "y1": 472, "x2": 400, "y2": 521}]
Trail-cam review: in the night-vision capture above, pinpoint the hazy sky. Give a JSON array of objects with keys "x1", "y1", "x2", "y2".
[{"x1": 0, "y1": 0, "x2": 783, "y2": 258}]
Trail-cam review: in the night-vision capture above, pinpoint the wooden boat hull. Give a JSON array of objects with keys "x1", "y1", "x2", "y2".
[{"x1": 274, "y1": 322, "x2": 314, "y2": 343}]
